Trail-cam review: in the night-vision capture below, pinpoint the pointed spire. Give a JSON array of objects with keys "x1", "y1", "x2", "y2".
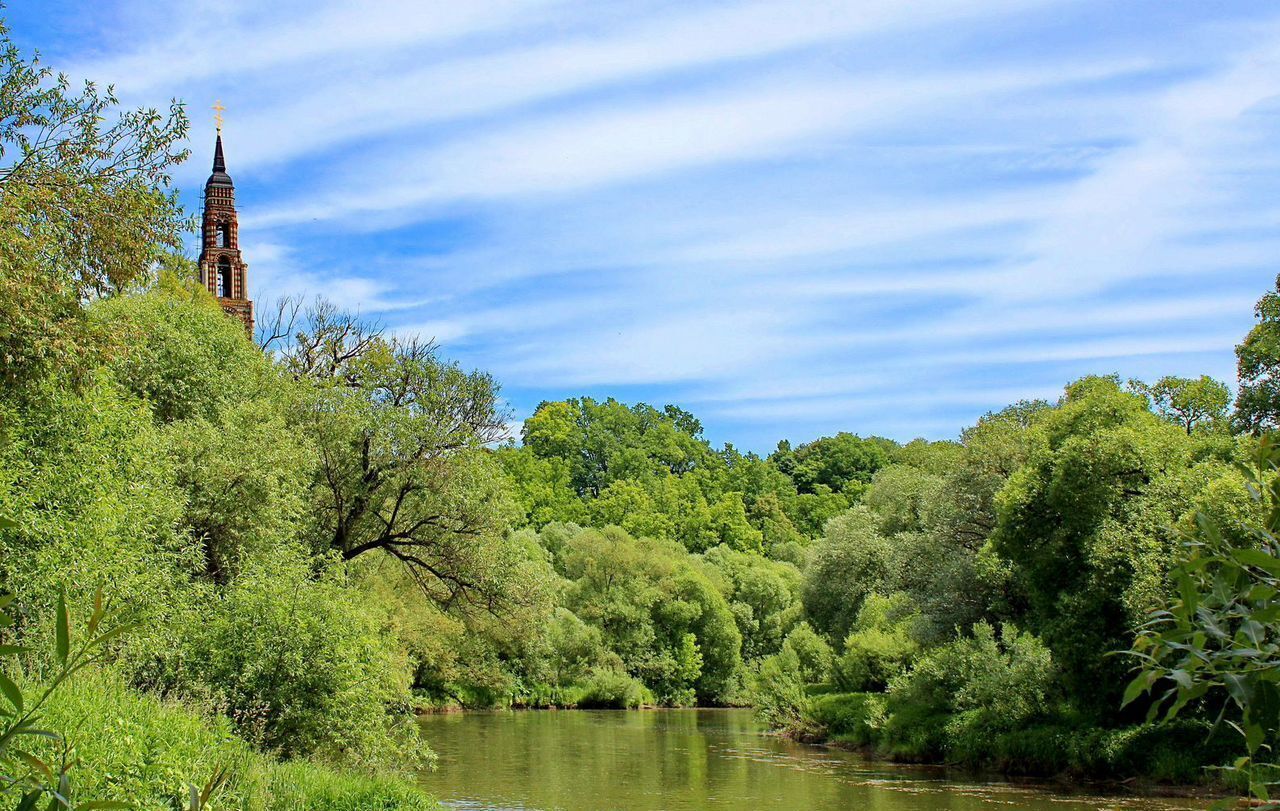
[{"x1": 206, "y1": 132, "x2": 234, "y2": 189}]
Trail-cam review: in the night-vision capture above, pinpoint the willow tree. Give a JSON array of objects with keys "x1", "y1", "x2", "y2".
[{"x1": 282, "y1": 302, "x2": 524, "y2": 613}]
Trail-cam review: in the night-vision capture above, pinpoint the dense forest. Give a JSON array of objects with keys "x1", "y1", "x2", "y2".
[{"x1": 3, "y1": 16, "x2": 1280, "y2": 810}]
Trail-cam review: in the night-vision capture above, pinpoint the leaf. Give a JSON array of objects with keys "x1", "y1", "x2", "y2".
[
  {"x1": 87, "y1": 588, "x2": 103, "y2": 637},
  {"x1": 1235, "y1": 548, "x2": 1280, "y2": 577},
  {"x1": 1247, "y1": 718, "x2": 1267, "y2": 755},
  {"x1": 88, "y1": 622, "x2": 140, "y2": 651},
  {"x1": 0, "y1": 671, "x2": 25, "y2": 713},
  {"x1": 1121, "y1": 671, "x2": 1153, "y2": 707},
  {"x1": 78, "y1": 802, "x2": 132, "y2": 809},
  {"x1": 55, "y1": 589, "x2": 69, "y2": 666},
  {"x1": 15, "y1": 751, "x2": 52, "y2": 782},
  {"x1": 0, "y1": 516, "x2": 16, "y2": 529}
]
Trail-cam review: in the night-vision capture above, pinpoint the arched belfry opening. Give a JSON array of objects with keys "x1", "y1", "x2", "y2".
[
  {"x1": 217, "y1": 256, "x2": 233, "y2": 297},
  {"x1": 196, "y1": 116, "x2": 254, "y2": 335}
]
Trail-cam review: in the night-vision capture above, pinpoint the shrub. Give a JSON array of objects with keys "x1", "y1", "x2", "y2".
[
  {"x1": 752, "y1": 648, "x2": 822, "y2": 741},
  {"x1": 141, "y1": 552, "x2": 424, "y2": 770},
  {"x1": 809, "y1": 692, "x2": 885, "y2": 746},
  {"x1": 780, "y1": 622, "x2": 832, "y2": 684},
  {"x1": 577, "y1": 669, "x2": 651, "y2": 709},
  {"x1": 833, "y1": 592, "x2": 918, "y2": 692},
  {"x1": 883, "y1": 622, "x2": 1055, "y2": 763},
  {"x1": 38, "y1": 668, "x2": 436, "y2": 809}
]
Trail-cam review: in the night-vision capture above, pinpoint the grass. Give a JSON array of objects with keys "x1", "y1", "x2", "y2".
[{"x1": 35, "y1": 668, "x2": 438, "y2": 810}]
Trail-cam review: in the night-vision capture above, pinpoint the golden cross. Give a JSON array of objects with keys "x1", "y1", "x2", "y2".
[{"x1": 212, "y1": 100, "x2": 225, "y2": 132}]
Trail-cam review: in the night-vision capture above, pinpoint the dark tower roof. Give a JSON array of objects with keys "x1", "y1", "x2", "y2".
[{"x1": 206, "y1": 133, "x2": 234, "y2": 188}]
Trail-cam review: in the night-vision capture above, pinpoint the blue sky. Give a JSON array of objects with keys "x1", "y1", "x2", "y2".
[{"x1": 9, "y1": 1, "x2": 1280, "y2": 452}]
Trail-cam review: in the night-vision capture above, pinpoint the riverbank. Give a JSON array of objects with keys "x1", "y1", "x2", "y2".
[
  {"x1": 794, "y1": 690, "x2": 1238, "y2": 786},
  {"x1": 40, "y1": 670, "x2": 440, "y2": 809}
]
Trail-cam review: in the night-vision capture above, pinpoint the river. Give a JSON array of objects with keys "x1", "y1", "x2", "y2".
[{"x1": 416, "y1": 709, "x2": 1203, "y2": 811}]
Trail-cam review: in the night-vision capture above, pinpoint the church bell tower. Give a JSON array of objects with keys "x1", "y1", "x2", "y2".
[{"x1": 197, "y1": 103, "x2": 254, "y2": 334}]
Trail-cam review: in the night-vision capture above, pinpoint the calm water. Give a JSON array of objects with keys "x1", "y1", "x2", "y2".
[{"x1": 417, "y1": 709, "x2": 1203, "y2": 811}]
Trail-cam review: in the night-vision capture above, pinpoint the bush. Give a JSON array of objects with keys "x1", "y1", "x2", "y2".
[
  {"x1": 833, "y1": 592, "x2": 918, "y2": 692},
  {"x1": 577, "y1": 669, "x2": 651, "y2": 709},
  {"x1": 883, "y1": 622, "x2": 1055, "y2": 763},
  {"x1": 809, "y1": 692, "x2": 885, "y2": 746},
  {"x1": 753, "y1": 648, "x2": 822, "y2": 740},
  {"x1": 37, "y1": 668, "x2": 435, "y2": 809},
  {"x1": 140, "y1": 553, "x2": 423, "y2": 770},
  {"x1": 780, "y1": 622, "x2": 832, "y2": 684}
]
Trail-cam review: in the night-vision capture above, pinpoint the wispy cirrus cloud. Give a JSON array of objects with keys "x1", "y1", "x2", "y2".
[{"x1": 12, "y1": 0, "x2": 1280, "y2": 450}]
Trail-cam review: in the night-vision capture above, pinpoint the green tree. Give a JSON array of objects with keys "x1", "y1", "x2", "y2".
[
  {"x1": 863, "y1": 464, "x2": 946, "y2": 535},
  {"x1": 703, "y1": 545, "x2": 801, "y2": 661},
  {"x1": 801, "y1": 507, "x2": 899, "y2": 644},
  {"x1": 522, "y1": 397, "x2": 717, "y2": 497},
  {"x1": 284, "y1": 303, "x2": 522, "y2": 614},
  {"x1": 1237, "y1": 275, "x2": 1280, "y2": 432},
  {"x1": 1126, "y1": 436, "x2": 1280, "y2": 805},
  {"x1": 993, "y1": 376, "x2": 1195, "y2": 715},
  {"x1": 834, "y1": 592, "x2": 920, "y2": 692},
  {"x1": 0, "y1": 20, "x2": 188, "y2": 392},
  {"x1": 780, "y1": 622, "x2": 833, "y2": 683},
  {"x1": 154, "y1": 552, "x2": 425, "y2": 769},
  {"x1": 559, "y1": 526, "x2": 741, "y2": 704},
  {"x1": 1131, "y1": 375, "x2": 1231, "y2": 435},
  {"x1": 776, "y1": 432, "x2": 891, "y2": 497}
]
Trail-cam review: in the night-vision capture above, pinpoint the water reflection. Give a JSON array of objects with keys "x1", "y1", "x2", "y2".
[{"x1": 417, "y1": 709, "x2": 1201, "y2": 811}]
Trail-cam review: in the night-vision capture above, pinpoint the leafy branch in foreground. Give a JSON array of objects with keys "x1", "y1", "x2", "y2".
[
  {"x1": 1124, "y1": 435, "x2": 1280, "y2": 807},
  {"x1": 0, "y1": 581, "x2": 133, "y2": 809},
  {"x1": 0, "y1": 563, "x2": 226, "y2": 810}
]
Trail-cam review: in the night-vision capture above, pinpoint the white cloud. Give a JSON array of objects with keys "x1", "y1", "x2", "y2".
[{"x1": 40, "y1": 0, "x2": 1280, "y2": 446}]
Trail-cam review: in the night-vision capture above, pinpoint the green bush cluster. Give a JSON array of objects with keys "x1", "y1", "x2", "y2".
[{"x1": 37, "y1": 670, "x2": 435, "y2": 810}]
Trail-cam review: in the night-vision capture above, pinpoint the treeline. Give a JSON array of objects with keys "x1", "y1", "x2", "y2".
[{"x1": 483, "y1": 372, "x2": 1260, "y2": 782}]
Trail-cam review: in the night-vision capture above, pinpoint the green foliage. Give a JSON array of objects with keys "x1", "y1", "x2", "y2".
[
  {"x1": 863, "y1": 464, "x2": 945, "y2": 535},
  {"x1": 0, "y1": 21, "x2": 189, "y2": 395},
  {"x1": 523, "y1": 398, "x2": 716, "y2": 497},
  {"x1": 882, "y1": 622, "x2": 1055, "y2": 761},
  {"x1": 0, "y1": 587, "x2": 142, "y2": 809},
  {"x1": 1237, "y1": 276, "x2": 1280, "y2": 432},
  {"x1": 0, "y1": 375, "x2": 194, "y2": 632},
  {"x1": 833, "y1": 593, "x2": 919, "y2": 692},
  {"x1": 779, "y1": 623, "x2": 832, "y2": 684},
  {"x1": 1126, "y1": 435, "x2": 1280, "y2": 805},
  {"x1": 146, "y1": 552, "x2": 424, "y2": 769},
  {"x1": 284, "y1": 302, "x2": 522, "y2": 615},
  {"x1": 38, "y1": 668, "x2": 435, "y2": 810},
  {"x1": 801, "y1": 507, "x2": 898, "y2": 643},
  {"x1": 752, "y1": 647, "x2": 821, "y2": 741},
  {"x1": 808, "y1": 692, "x2": 886, "y2": 746},
  {"x1": 772, "y1": 433, "x2": 890, "y2": 497},
  {"x1": 576, "y1": 670, "x2": 652, "y2": 709},
  {"x1": 90, "y1": 274, "x2": 276, "y2": 424},
  {"x1": 1130, "y1": 375, "x2": 1232, "y2": 435},
  {"x1": 702, "y1": 545, "x2": 801, "y2": 661},
  {"x1": 993, "y1": 375, "x2": 1197, "y2": 715},
  {"x1": 555, "y1": 526, "x2": 741, "y2": 704}
]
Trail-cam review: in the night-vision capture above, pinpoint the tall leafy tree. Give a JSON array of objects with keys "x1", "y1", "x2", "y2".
[
  {"x1": 1237, "y1": 275, "x2": 1280, "y2": 433},
  {"x1": 1131, "y1": 375, "x2": 1231, "y2": 435},
  {"x1": 0, "y1": 20, "x2": 188, "y2": 391},
  {"x1": 283, "y1": 302, "x2": 522, "y2": 613},
  {"x1": 993, "y1": 376, "x2": 1196, "y2": 715}
]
